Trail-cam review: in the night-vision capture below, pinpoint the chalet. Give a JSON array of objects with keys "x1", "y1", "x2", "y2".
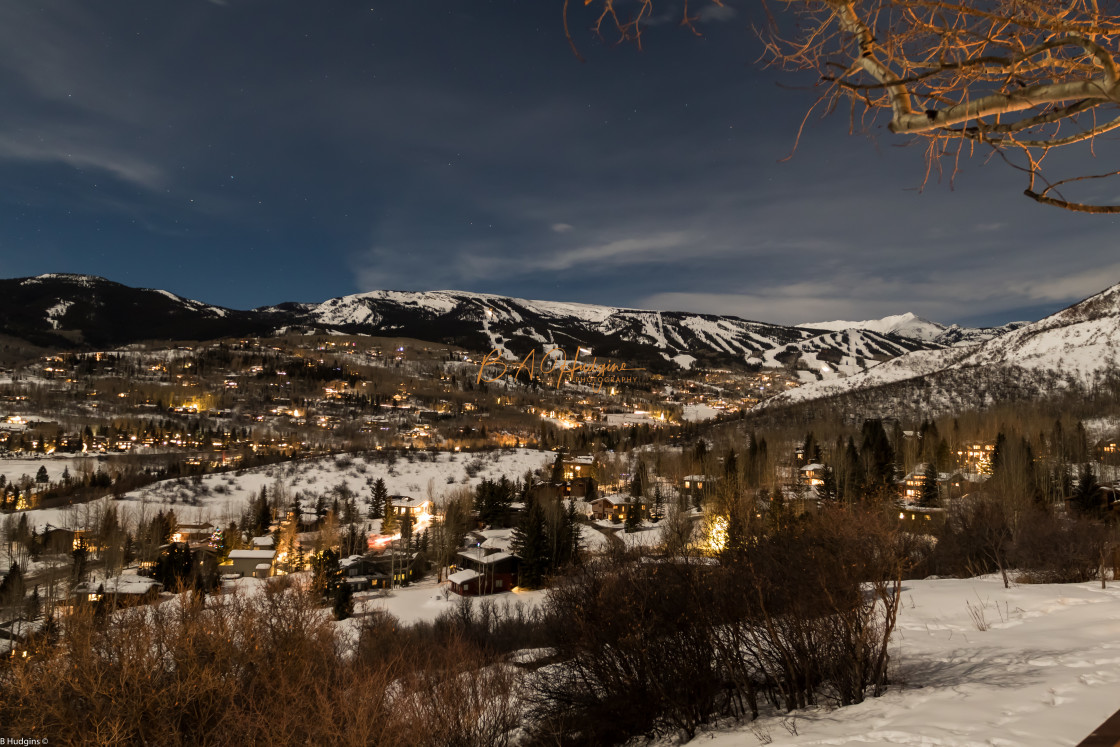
[
  {"x1": 223, "y1": 549, "x2": 276, "y2": 578},
  {"x1": 680, "y1": 475, "x2": 717, "y2": 507},
  {"x1": 390, "y1": 495, "x2": 431, "y2": 518},
  {"x1": 529, "y1": 476, "x2": 597, "y2": 503},
  {"x1": 956, "y1": 442, "x2": 995, "y2": 473},
  {"x1": 1066, "y1": 485, "x2": 1120, "y2": 515},
  {"x1": 589, "y1": 494, "x2": 646, "y2": 522},
  {"x1": 900, "y1": 464, "x2": 936, "y2": 502},
  {"x1": 41, "y1": 526, "x2": 90, "y2": 553},
  {"x1": 562, "y1": 455, "x2": 596, "y2": 481},
  {"x1": 341, "y1": 550, "x2": 419, "y2": 589},
  {"x1": 170, "y1": 522, "x2": 215, "y2": 544},
  {"x1": 800, "y1": 463, "x2": 826, "y2": 488},
  {"x1": 897, "y1": 506, "x2": 946, "y2": 532},
  {"x1": 449, "y1": 547, "x2": 520, "y2": 596},
  {"x1": 71, "y1": 574, "x2": 163, "y2": 608}
]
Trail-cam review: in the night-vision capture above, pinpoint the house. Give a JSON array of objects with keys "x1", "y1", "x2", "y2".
[
  {"x1": 170, "y1": 522, "x2": 215, "y2": 544},
  {"x1": 41, "y1": 526, "x2": 90, "y2": 553},
  {"x1": 680, "y1": 475, "x2": 717, "y2": 507},
  {"x1": 1066, "y1": 484, "x2": 1120, "y2": 515},
  {"x1": 341, "y1": 550, "x2": 419, "y2": 589},
  {"x1": 389, "y1": 495, "x2": 431, "y2": 518},
  {"x1": 223, "y1": 549, "x2": 276, "y2": 578},
  {"x1": 800, "y1": 463, "x2": 826, "y2": 488},
  {"x1": 71, "y1": 574, "x2": 163, "y2": 608},
  {"x1": 956, "y1": 443, "x2": 995, "y2": 473},
  {"x1": 529, "y1": 477, "x2": 597, "y2": 502},
  {"x1": 900, "y1": 464, "x2": 937, "y2": 501},
  {"x1": 449, "y1": 547, "x2": 520, "y2": 596},
  {"x1": 896, "y1": 506, "x2": 946, "y2": 532},
  {"x1": 589, "y1": 494, "x2": 645, "y2": 523},
  {"x1": 562, "y1": 455, "x2": 596, "y2": 481}
]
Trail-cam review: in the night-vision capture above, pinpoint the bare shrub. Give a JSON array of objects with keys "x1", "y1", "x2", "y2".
[
  {"x1": 0, "y1": 585, "x2": 526, "y2": 747},
  {"x1": 527, "y1": 506, "x2": 907, "y2": 743}
]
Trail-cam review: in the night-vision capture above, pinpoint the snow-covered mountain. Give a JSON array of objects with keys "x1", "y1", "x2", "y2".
[
  {"x1": 0, "y1": 275, "x2": 1032, "y2": 376},
  {"x1": 799, "y1": 312, "x2": 1029, "y2": 347},
  {"x1": 261, "y1": 288, "x2": 941, "y2": 374},
  {"x1": 768, "y1": 282, "x2": 1120, "y2": 413}
]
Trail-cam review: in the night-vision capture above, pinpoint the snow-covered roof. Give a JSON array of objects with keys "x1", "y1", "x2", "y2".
[
  {"x1": 75, "y1": 574, "x2": 162, "y2": 595},
  {"x1": 448, "y1": 569, "x2": 479, "y2": 585},
  {"x1": 458, "y1": 547, "x2": 489, "y2": 562},
  {"x1": 481, "y1": 536, "x2": 513, "y2": 552},
  {"x1": 228, "y1": 549, "x2": 276, "y2": 560},
  {"x1": 477, "y1": 551, "x2": 512, "y2": 565},
  {"x1": 391, "y1": 496, "x2": 430, "y2": 509},
  {"x1": 801, "y1": 463, "x2": 825, "y2": 471},
  {"x1": 251, "y1": 535, "x2": 274, "y2": 547}
]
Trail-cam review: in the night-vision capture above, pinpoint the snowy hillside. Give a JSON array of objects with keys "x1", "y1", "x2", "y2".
[
  {"x1": 957, "y1": 283, "x2": 1120, "y2": 386},
  {"x1": 16, "y1": 448, "x2": 553, "y2": 535},
  {"x1": 269, "y1": 288, "x2": 945, "y2": 375},
  {"x1": 800, "y1": 312, "x2": 948, "y2": 342},
  {"x1": 800, "y1": 312, "x2": 1028, "y2": 347},
  {"x1": 764, "y1": 283, "x2": 1120, "y2": 412},
  {"x1": 691, "y1": 576, "x2": 1120, "y2": 747}
]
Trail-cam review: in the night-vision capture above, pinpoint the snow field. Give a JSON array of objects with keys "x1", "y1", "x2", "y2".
[
  {"x1": 15, "y1": 448, "x2": 554, "y2": 535},
  {"x1": 691, "y1": 576, "x2": 1120, "y2": 746}
]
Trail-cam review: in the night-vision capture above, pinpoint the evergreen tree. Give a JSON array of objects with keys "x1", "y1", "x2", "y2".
[
  {"x1": 1072, "y1": 464, "x2": 1103, "y2": 516},
  {"x1": 919, "y1": 463, "x2": 940, "y2": 507},
  {"x1": 381, "y1": 499, "x2": 398, "y2": 535},
  {"x1": 0, "y1": 562, "x2": 25, "y2": 613},
  {"x1": 153, "y1": 543, "x2": 193, "y2": 591},
  {"x1": 35, "y1": 466, "x2": 48, "y2": 484},
  {"x1": 817, "y1": 465, "x2": 837, "y2": 502},
  {"x1": 332, "y1": 583, "x2": 354, "y2": 620},
  {"x1": 768, "y1": 486, "x2": 787, "y2": 533},
  {"x1": 512, "y1": 495, "x2": 550, "y2": 588},
  {"x1": 563, "y1": 497, "x2": 582, "y2": 565},
  {"x1": 368, "y1": 477, "x2": 388, "y2": 519},
  {"x1": 625, "y1": 493, "x2": 643, "y2": 533},
  {"x1": 310, "y1": 547, "x2": 342, "y2": 599},
  {"x1": 988, "y1": 432, "x2": 1008, "y2": 476},
  {"x1": 839, "y1": 437, "x2": 865, "y2": 502},
  {"x1": 651, "y1": 483, "x2": 665, "y2": 522},
  {"x1": 400, "y1": 511, "x2": 415, "y2": 550},
  {"x1": 550, "y1": 453, "x2": 564, "y2": 483},
  {"x1": 721, "y1": 496, "x2": 752, "y2": 562},
  {"x1": 859, "y1": 419, "x2": 896, "y2": 497},
  {"x1": 26, "y1": 584, "x2": 41, "y2": 620}
]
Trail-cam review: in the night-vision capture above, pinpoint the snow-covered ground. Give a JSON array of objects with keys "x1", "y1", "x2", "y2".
[
  {"x1": 15, "y1": 448, "x2": 554, "y2": 533},
  {"x1": 689, "y1": 576, "x2": 1120, "y2": 746},
  {"x1": 347, "y1": 576, "x2": 549, "y2": 625},
  {"x1": 0, "y1": 454, "x2": 93, "y2": 485},
  {"x1": 682, "y1": 403, "x2": 722, "y2": 422}
]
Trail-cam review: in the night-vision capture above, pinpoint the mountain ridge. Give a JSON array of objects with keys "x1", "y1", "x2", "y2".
[{"x1": 0, "y1": 274, "x2": 1026, "y2": 378}]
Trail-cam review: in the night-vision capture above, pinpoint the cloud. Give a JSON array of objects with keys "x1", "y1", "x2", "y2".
[
  {"x1": 1009, "y1": 265, "x2": 1120, "y2": 303},
  {"x1": 524, "y1": 231, "x2": 699, "y2": 272},
  {"x1": 697, "y1": 4, "x2": 737, "y2": 22},
  {"x1": 551, "y1": 222, "x2": 573, "y2": 233},
  {"x1": 0, "y1": 128, "x2": 164, "y2": 189}
]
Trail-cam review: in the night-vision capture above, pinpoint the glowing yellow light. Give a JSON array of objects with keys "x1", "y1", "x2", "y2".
[{"x1": 705, "y1": 515, "x2": 728, "y2": 553}]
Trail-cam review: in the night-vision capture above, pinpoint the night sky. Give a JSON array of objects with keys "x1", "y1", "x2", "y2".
[{"x1": 1, "y1": 0, "x2": 1117, "y2": 327}]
